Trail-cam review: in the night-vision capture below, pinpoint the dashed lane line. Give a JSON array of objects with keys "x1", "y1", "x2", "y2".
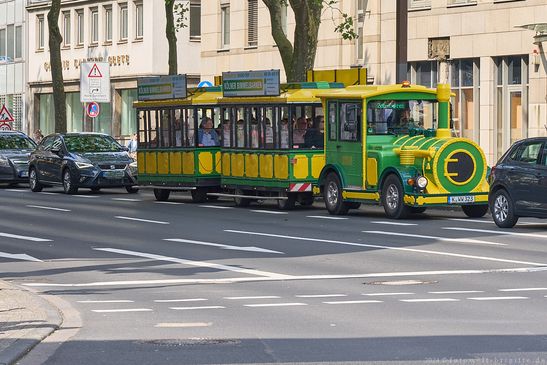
[
  {"x1": 306, "y1": 216, "x2": 349, "y2": 220},
  {"x1": 363, "y1": 230, "x2": 506, "y2": 246},
  {"x1": 295, "y1": 294, "x2": 347, "y2": 298},
  {"x1": 0, "y1": 232, "x2": 52, "y2": 242},
  {"x1": 78, "y1": 300, "x2": 134, "y2": 303},
  {"x1": 323, "y1": 300, "x2": 382, "y2": 305},
  {"x1": 443, "y1": 227, "x2": 547, "y2": 239},
  {"x1": 428, "y1": 290, "x2": 484, "y2": 294},
  {"x1": 370, "y1": 221, "x2": 418, "y2": 226},
  {"x1": 400, "y1": 298, "x2": 460, "y2": 303},
  {"x1": 468, "y1": 296, "x2": 529, "y2": 301},
  {"x1": 114, "y1": 216, "x2": 170, "y2": 225},
  {"x1": 363, "y1": 292, "x2": 414, "y2": 296},
  {"x1": 199, "y1": 205, "x2": 234, "y2": 209},
  {"x1": 250, "y1": 210, "x2": 288, "y2": 215},
  {"x1": 498, "y1": 287, "x2": 547, "y2": 292},
  {"x1": 154, "y1": 299, "x2": 208, "y2": 303},
  {"x1": 224, "y1": 296, "x2": 281, "y2": 300},
  {"x1": 112, "y1": 198, "x2": 142, "y2": 202},
  {"x1": 26, "y1": 205, "x2": 71, "y2": 212},
  {"x1": 154, "y1": 201, "x2": 184, "y2": 205},
  {"x1": 155, "y1": 323, "x2": 212, "y2": 328},
  {"x1": 92, "y1": 308, "x2": 153, "y2": 313},
  {"x1": 244, "y1": 303, "x2": 307, "y2": 308},
  {"x1": 169, "y1": 306, "x2": 225, "y2": 310}
]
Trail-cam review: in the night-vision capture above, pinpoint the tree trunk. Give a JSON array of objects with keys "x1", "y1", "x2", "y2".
[
  {"x1": 165, "y1": 0, "x2": 178, "y2": 75},
  {"x1": 263, "y1": 0, "x2": 294, "y2": 81},
  {"x1": 47, "y1": 0, "x2": 66, "y2": 133}
]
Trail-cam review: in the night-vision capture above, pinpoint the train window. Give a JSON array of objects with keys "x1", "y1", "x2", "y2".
[
  {"x1": 340, "y1": 102, "x2": 361, "y2": 142},
  {"x1": 328, "y1": 102, "x2": 337, "y2": 141},
  {"x1": 279, "y1": 106, "x2": 290, "y2": 149}
]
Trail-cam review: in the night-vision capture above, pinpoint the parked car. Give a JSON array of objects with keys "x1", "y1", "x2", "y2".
[
  {"x1": 0, "y1": 131, "x2": 37, "y2": 186},
  {"x1": 488, "y1": 137, "x2": 547, "y2": 228},
  {"x1": 28, "y1": 132, "x2": 138, "y2": 194}
]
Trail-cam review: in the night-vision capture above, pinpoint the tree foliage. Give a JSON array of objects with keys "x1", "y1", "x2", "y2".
[
  {"x1": 47, "y1": 0, "x2": 67, "y2": 133},
  {"x1": 262, "y1": 0, "x2": 357, "y2": 82}
]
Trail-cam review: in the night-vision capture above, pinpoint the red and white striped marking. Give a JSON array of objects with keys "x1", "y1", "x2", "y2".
[{"x1": 289, "y1": 183, "x2": 312, "y2": 192}]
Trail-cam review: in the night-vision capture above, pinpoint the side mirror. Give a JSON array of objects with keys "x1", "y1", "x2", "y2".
[{"x1": 51, "y1": 147, "x2": 61, "y2": 154}]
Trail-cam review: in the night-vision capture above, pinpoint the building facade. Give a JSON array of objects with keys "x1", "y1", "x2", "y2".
[
  {"x1": 26, "y1": 0, "x2": 201, "y2": 141},
  {"x1": 0, "y1": 0, "x2": 26, "y2": 132},
  {"x1": 200, "y1": 0, "x2": 547, "y2": 165}
]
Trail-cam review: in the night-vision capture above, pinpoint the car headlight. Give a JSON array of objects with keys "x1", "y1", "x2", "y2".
[
  {"x1": 129, "y1": 161, "x2": 138, "y2": 168},
  {"x1": 0, "y1": 156, "x2": 10, "y2": 168},
  {"x1": 416, "y1": 176, "x2": 428, "y2": 189},
  {"x1": 75, "y1": 161, "x2": 94, "y2": 169}
]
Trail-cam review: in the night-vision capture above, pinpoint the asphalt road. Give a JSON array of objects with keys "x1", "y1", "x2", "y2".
[{"x1": 1, "y1": 185, "x2": 546, "y2": 365}]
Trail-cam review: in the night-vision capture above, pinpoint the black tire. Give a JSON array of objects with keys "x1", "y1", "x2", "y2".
[
  {"x1": 234, "y1": 189, "x2": 251, "y2": 207},
  {"x1": 126, "y1": 186, "x2": 139, "y2": 194},
  {"x1": 381, "y1": 174, "x2": 410, "y2": 219},
  {"x1": 154, "y1": 188, "x2": 170, "y2": 201},
  {"x1": 324, "y1": 173, "x2": 349, "y2": 215},
  {"x1": 490, "y1": 189, "x2": 518, "y2": 228},
  {"x1": 297, "y1": 193, "x2": 315, "y2": 207},
  {"x1": 29, "y1": 168, "x2": 43, "y2": 192},
  {"x1": 191, "y1": 188, "x2": 208, "y2": 203},
  {"x1": 462, "y1": 204, "x2": 488, "y2": 218},
  {"x1": 277, "y1": 191, "x2": 296, "y2": 210},
  {"x1": 410, "y1": 207, "x2": 427, "y2": 214},
  {"x1": 90, "y1": 187, "x2": 101, "y2": 193},
  {"x1": 62, "y1": 168, "x2": 78, "y2": 194}
]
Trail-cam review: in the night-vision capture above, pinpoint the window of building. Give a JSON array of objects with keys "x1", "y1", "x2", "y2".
[
  {"x1": 121, "y1": 89, "x2": 138, "y2": 136},
  {"x1": 447, "y1": 0, "x2": 477, "y2": 5},
  {"x1": 119, "y1": 3, "x2": 128, "y2": 41},
  {"x1": 189, "y1": 1, "x2": 201, "y2": 41},
  {"x1": 37, "y1": 15, "x2": 45, "y2": 50},
  {"x1": 135, "y1": 2, "x2": 143, "y2": 39},
  {"x1": 220, "y1": 5, "x2": 230, "y2": 49},
  {"x1": 356, "y1": 0, "x2": 365, "y2": 61},
  {"x1": 408, "y1": 61, "x2": 438, "y2": 88},
  {"x1": 0, "y1": 28, "x2": 6, "y2": 58},
  {"x1": 90, "y1": 8, "x2": 99, "y2": 44},
  {"x1": 62, "y1": 12, "x2": 71, "y2": 46},
  {"x1": 6, "y1": 25, "x2": 14, "y2": 60},
  {"x1": 15, "y1": 26, "x2": 22, "y2": 59},
  {"x1": 450, "y1": 59, "x2": 479, "y2": 141},
  {"x1": 104, "y1": 6, "x2": 113, "y2": 42},
  {"x1": 247, "y1": 0, "x2": 258, "y2": 47},
  {"x1": 76, "y1": 10, "x2": 84, "y2": 46},
  {"x1": 409, "y1": 0, "x2": 431, "y2": 9}
]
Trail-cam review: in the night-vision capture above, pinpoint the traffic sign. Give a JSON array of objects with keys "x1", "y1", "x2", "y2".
[
  {"x1": 0, "y1": 123, "x2": 12, "y2": 131},
  {"x1": 86, "y1": 102, "x2": 100, "y2": 118},
  {"x1": 0, "y1": 104, "x2": 14, "y2": 123},
  {"x1": 80, "y1": 62, "x2": 110, "y2": 103}
]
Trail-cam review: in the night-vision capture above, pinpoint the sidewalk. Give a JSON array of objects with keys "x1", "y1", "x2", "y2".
[{"x1": 0, "y1": 280, "x2": 61, "y2": 365}]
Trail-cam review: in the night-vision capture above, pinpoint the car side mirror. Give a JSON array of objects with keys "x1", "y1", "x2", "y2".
[{"x1": 51, "y1": 147, "x2": 61, "y2": 154}]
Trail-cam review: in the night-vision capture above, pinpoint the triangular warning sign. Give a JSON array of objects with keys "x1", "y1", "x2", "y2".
[
  {"x1": 88, "y1": 63, "x2": 103, "y2": 78},
  {"x1": 0, "y1": 104, "x2": 14, "y2": 123}
]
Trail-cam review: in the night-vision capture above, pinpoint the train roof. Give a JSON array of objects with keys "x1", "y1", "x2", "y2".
[{"x1": 316, "y1": 83, "x2": 439, "y2": 100}]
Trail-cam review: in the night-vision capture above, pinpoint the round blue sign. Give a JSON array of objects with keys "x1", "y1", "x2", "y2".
[{"x1": 197, "y1": 81, "x2": 213, "y2": 88}]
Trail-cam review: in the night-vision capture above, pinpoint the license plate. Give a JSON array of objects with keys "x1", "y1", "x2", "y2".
[
  {"x1": 103, "y1": 170, "x2": 125, "y2": 179},
  {"x1": 19, "y1": 171, "x2": 28, "y2": 178},
  {"x1": 448, "y1": 195, "x2": 475, "y2": 204}
]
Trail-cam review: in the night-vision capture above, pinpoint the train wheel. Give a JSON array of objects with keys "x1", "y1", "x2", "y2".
[
  {"x1": 277, "y1": 191, "x2": 296, "y2": 210},
  {"x1": 191, "y1": 188, "x2": 208, "y2": 203},
  {"x1": 324, "y1": 173, "x2": 349, "y2": 215},
  {"x1": 153, "y1": 189, "x2": 170, "y2": 201},
  {"x1": 234, "y1": 189, "x2": 251, "y2": 207},
  {"x1": 381, "y1": 175, "x2": 410, "y2": 219},
  {"x1": 462, "y1": 204, "x2": 488, "y2": 218}
]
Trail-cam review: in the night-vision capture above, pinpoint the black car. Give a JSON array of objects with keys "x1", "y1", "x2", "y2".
[
  {"x1": 0, "y1": 131, "x2": 37, "y2": 186},
  {"x1": 28, "y1": 132, "x2": 138, "y2": 194},
  {"x1": 488, "y1": 137, "x2": 547, "y2": 228}
]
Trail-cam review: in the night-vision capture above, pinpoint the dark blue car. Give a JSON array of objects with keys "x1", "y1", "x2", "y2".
[
  {"x1": 0, "y1": 131, "x2": 37, "y2": 186},
  {"x1": 28, "y1": 132, "x2": 138, "y2": 194},
  {"x1": 489, "y1": 137, "x2": 547, "y2": 228}
]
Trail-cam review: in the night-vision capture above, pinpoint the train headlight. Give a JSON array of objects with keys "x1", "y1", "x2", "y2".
[{"x1": 416, "y1": 176, "x2": 428, "y2": 189}]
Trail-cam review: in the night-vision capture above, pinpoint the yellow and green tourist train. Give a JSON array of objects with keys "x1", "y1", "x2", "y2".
[{"x1": 135, "y1": 74, "x2": 489, "y2": 219}]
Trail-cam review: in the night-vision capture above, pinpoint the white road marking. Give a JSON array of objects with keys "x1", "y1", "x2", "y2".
[
  {"x1": 0, "y1": 251, "x2": 43, "y2": 262},
  {"x1": 363, "y1": 292, "x2": 414, "y2": 296},
  {"x1": 363, "y1": 230, "x2": 506, "y2": 246},
  {"x1": 93, "y1": 247, "x2": 291, "y2": 279},
  {"x1": 371, "y1": 221, "x2": 417, "y2": 226},
  {"x1": 112, "y1": 198, "x2": 142, "y2": 202},
  {"x1": 164, "y1": 238, "x2": 284, "y2": 254},
  {"x1": 448, "y1": 218, "x2": 493, "y2": 224},
  {"x1": 224, "y1": 296, "x2": 281, "y2": 300},
  {"x1": 324, "y1": 300, "x2": 383, "y2": 305},
  {"x1": 72, "y1": 195, "x2": 99, "y2": 198},
  {"x1": 170, "y1": 306, "x2": 225, "y2": 310},
  {"x1": 6, "y1": 189, "x2": 27, "y2": 192},
  {"x1": 154, "y1": 201, "x2": 184, "y2": 205},
  {"x1": 250, "y1": 210, "x2": 288, "y2": 215},
  {"x1": 154, "y1": 299, "x2": 207, "y2": 303},
  {"x1": 444, "y1": 227, "x2": 547, "y2": 239},
  {"x1": 199, "y1": 205, "x2": 234, "y2": 209},
  {"x1": 155, "y1": 323, "x2": 212, "y2": 328},
  {"x1": 26, "y1": 205, "x2": 71, "y2": 212},
  {"x1": 400, "y1": 298, "x2": 459, "y2": 303},
  {"x1": 498, "y1": 287, "x2": 547, "y2": 292},
  {"x1": 428, "y1": 290, "x2": 484, "y2": 294},
  {"x1": 115, "y1": 216, "x2": 169, "y2": 225},
  {"x1": 92, "y1": 308, "x2": 152, "y2": 313},
  {"x1": 77, "y1": 300, "x2": 134, "y2": 303},
  {"x1": 38, "y1": 192, "x2": 59, "y2": 195},
  {"x1": 244, "y1": 303, "x2": 307, "y2": 307},
  {"x1": 306, "y1": 216, "x2": 349, "y2": 220},
  {"x1": 225, "y1": 230, "x2": 545, "y2": 266},
  {"x1": 295, "y1": 294, "x2": 347, "y2": 298},
  {"x1": 468, "y1": 296, "x2": 529, "y2": 301},
  {"x1": 0, "y1": 232, "x2": 52, "y2": 242}
]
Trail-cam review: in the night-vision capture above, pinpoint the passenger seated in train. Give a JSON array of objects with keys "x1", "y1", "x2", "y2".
[
  {"x1": 304, "y1": 115, "x2": 325, "y2": 148},
  {"x1": 293, "y1": 117, "x2": 308, "y2": 146},
  {"x1": 198, "y1": 117, "x2": 220, "y2": 147}
]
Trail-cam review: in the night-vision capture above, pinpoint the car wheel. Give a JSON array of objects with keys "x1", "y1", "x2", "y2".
[
  {"x1": 490, "y1": 189, "x2": 518, "y2": 228},
  {"x1": 234, "y1": 189, "x2": 251, "y2": 207},
  {"x1": 62, "y1": 168, "x2": 78, "y2": 194},
  {"x1": 381, "y1": 174, "x2": 410, "y2": 219},
  {"x1": 126, "y1": 186, "x2": 139, "y2": 194},
  {"x1": 277, "y1": 190, "x2": 296, "y2": 210},
  {"x1": 29, "y1": 168, "x2": 43, "y2": 192},
  {"x1": 153, "y1": 189, "x2": 170, "y2": 201},
  {"x1": 324, "y1": 173, "x2": 349, "y2": 215},
  {"x1": 462, "y1": 204, "x2": 489, "y2": 218},
  {"x1": 191, "y1": 188, "x2": 208, "y2": 203}
]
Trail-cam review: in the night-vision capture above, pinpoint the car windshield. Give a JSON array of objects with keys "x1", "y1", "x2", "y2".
[
  {"x1": 64, "y1": 135, "x2": 123, "y2": 153},
  {"x1": 0, "y1": 135, "x2": 37, "y2": 150},
  {"x1": 366, "y1": 99, "x2": 438, "y2": 135}
]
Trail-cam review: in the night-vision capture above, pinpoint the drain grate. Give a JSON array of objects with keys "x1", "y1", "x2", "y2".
[
  {"x1": 365, "y1": 279, "x2": 438, "y2": 286},
  {"x1": 134, "y1": 338, "x2": 241, "y2": 347}
]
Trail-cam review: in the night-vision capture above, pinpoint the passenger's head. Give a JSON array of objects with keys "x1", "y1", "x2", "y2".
[
  {"x1": 296, "y1": 117, "x2": 307, "y2": 130},
  {"x1": 200, "y1": 117, "x2": 213, "y2": 129},
  {"x1": 313, "y1": 115, "x2": 324, "y2": 130}
]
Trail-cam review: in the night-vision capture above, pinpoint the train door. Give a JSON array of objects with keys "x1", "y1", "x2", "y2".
[{"x1": 325, "y1": 99, "x2": 364, "y2": 189}]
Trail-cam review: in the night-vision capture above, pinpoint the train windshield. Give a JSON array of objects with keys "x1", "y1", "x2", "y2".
[{"x1": 366, "y1": 99, "x2": 438, "y2": 135}]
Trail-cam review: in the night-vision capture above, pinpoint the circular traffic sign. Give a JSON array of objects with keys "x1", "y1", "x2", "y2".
[
  {"x1": 86, "y1": 102, "x2": 100, "y2": 118},
  {"x1": 0, "y1": 122, "x2": 12, "y2": 131}
]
